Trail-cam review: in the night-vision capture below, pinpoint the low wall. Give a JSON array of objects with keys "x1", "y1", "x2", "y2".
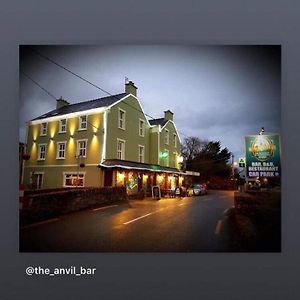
[{"x1": 20, "y1": 187, "x2": 127, "y2": 225}]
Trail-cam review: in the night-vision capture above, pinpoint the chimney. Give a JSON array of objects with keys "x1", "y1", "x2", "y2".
[
  {"x1": 56, "y1": 97, "x2": 70, "y2": 109},
  {"x1": 125, "y1": 80, "x2": 137, "y2": 96},
  {"x1": 164, "y1": 110, "x2": 173, "y2": 121}
]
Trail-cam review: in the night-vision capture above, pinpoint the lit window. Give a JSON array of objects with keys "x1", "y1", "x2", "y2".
[
  {"x1": 117, "y1": 139, "x2": 125, "y2": 160},
  {"x1": 38, "y1": 144, "x2": 46, "y2": 160},
  {"x1": 139, "y1": 119, "x2": 145, "y2": 137},
  {"x1": 40, "y1": 123, "x2": 47, "y2": 136},
  {"x1": 59, "y1": 119, "x2": 67, "y2": 133},
  {"x1": 138, "y1": 145, "x2": 145, "y2": 163},
  {"x1": 118, "y1": 108, "x2": 126, "y2": 130},
  {"x1": 56, "y1": 141, "x2": 66, "y2": 159},
  {"x1": 164, "y1": 149, "x2": 169, "y2": 167},
  {"x1": 79, "y1": 115, "x2": 87, "y2": 130},
  {"x1": 165, "y1": 129, "x2": 169, "y2": 144},
  {"x1": 64, "y1": 173, "x2": 85, "y2": 187},
  {"x1": 76, "y1": 139, "x2": 87, "y2": 158},
  {"x1": 173, "y1": 134, "x2": 177, "y2": 147}
]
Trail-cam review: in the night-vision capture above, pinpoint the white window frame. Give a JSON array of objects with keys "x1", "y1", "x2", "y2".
[
  {"x1": 138, "y1": 145, "x2": 145, "y2": 163},
  {"x1": 76, "y1": 139, "x2": 88, "y2": 158},
  {"x1": 37, "y1": 144, "x2": 47, "y2": 161},
  {"x1": 30, "y1": 171, "x2": 44, "y2": 189},
  {"x1": 63, "y1": 172, "x2": 86, "y2": 187},
  {"x1": 165, "y1": 129, "x2": 169, "y2": 145},
  {"x1": 117, "y1": 138, "x2": 125, "y2": 160},
  {"x1": 56, "y1": 141, "x2": 66, "y2": 159},
  {"x1": 59, "y1": 118, "x2": 67, "y2": 133},
  {"x1": 139, "y1": 118, "x2": 145, "y2": 137},
  {"x1": 78, "y1": 115, "x2": 87, "y2": 131},
  {"x1": 173, "y1": 133, "x2": 177, "y2": 148},
  {"x1": 40, "y1": 122, "x2": 48, "y2": 136},
  {"x1": 118, "y1": 108, "x2": 126, "y2": 130}
]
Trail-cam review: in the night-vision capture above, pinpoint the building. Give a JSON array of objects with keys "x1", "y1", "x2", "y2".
[{"x1": 23, "y1": 81, "x2": 198, "y2": 195}]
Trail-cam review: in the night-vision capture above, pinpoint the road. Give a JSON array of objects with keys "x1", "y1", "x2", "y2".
[{"x1": 20, "y1": 190, "x2": 234, "y2": 252}]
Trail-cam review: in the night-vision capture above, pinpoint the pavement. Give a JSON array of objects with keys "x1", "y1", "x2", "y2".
[{"x1": 20, "y1": 190, "x2": 234, "y2": 252}]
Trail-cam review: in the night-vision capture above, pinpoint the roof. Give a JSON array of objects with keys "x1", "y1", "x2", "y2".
[
  {"x1": 149, "y1": 118, "x2": 168, "y2": 127},
  {"x1": 32, "y1": 93, "x2": 127, "y2": 121},
  {"x1": 99, "y1": 159, "x2": 181, "y2": 174}
]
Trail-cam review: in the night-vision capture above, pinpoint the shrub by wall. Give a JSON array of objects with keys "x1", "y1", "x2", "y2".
[{"x1": 20, "y1": 187, "x2": 127, "y2": 226}]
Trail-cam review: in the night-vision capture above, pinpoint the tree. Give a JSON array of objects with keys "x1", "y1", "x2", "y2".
[
  {"x1": 181, "y1": 137, "x2": 208, "y2": 162},
  {"x1": 184, "y1": 140, "x2": 232, "y2": 181}
]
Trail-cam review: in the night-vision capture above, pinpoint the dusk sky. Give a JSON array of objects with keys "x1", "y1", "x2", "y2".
[{"x1": 19, "y1": 45, "x2": 281, "y2": 160}]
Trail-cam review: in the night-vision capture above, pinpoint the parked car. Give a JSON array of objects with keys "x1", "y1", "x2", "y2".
[{"x1": 187, "y1": 184, "x2": 207, "y2": 196}]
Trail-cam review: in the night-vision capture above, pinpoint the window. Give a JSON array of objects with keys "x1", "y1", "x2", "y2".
[
  {"x1": 139, "y1": 119, "x2": 145, "y2": 137},
  {"x1": 138, "y1": 145, "x2": 145, "y2": 163},
  {"x1": 59, "y1": 119, "x2": 67, "y2": 133},
  {"x1": 38, "y1": 144, "x2": 46, "y2": 160},
  {"x1": 63, "y1": 172, "x2": 85, "y2": 187},
  {"x1": 40, "y1": 123, "x2": 47, "y2": 136},
  {"x1": 173, "y1": 133, "x2": 177, "y2": 147},
  {"x1": 165, "y1": 149, "x2": 169, "y2": 167},
  {"x1": 118, "y1": 108, "x2": 126, "y2": 130},
  {"x1": 76, "y1": 139, "x2": 87, "y2": 158},
  {"x1": 165, "y1": 129, "x2": 169, "y2": 144},
  {"x1": 79, "y1": 115, "x2": 87, "y2": 130},
  {"x1": 31, "y1": 172, "x2": 44, "y2": 189},
  {"x1": 56, "y1": 141, "x2": 66, "y2": 159},
  {"x1": 117, "y1": 139, "x2": 125, "y2": 160}
]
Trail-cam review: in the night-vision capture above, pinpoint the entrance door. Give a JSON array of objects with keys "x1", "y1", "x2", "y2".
[{"x1": 104, "y1": 170, "x2": 113, "y2": 187}]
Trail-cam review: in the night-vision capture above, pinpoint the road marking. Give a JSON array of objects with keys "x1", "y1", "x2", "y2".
[
  {"x1": 215, "y1": 220, "x2": 223, "y2": 235},
  {"x1": 92, "y1": 204, "x2": 118, "y2": 211},
  {"x1": 21, "y1": 218, "x2": 59, "y2": 229},
  {"x1": 123, "y1": 212, "x2": 154, "y2": 225}
]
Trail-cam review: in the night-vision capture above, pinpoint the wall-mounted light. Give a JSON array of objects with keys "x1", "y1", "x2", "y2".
[
  {"x1": 33, "y1": 139, "x2": 36, "y2": 143},
  {"x1": 160, "y1": 151, "x2": 168, "y2": 158},
  {"x1": 177, "y1": 155, "x2": 184, "y2": 163},
  {"x1": 93, "y1": 132, "x2": 97, "y2": 137},
  {"x1": 50, "y1": 137, "x2": 54, "y2": 141},
  {"x1": 70, "y1": 135, "x2": 74, "y2": 139}
]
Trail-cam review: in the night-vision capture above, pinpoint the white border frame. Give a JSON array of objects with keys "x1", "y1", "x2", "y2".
[
  {"x1": 56, "y1": 141, "x2": 67, "y2": 159},
  {"x1": 117, "y1": 138, "x2": 126, "y2": 160},
  {"x1": 76, "y1": 138, "x2": 88, "y2": 158}
]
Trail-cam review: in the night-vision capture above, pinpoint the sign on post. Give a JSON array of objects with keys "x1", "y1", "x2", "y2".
[
  {"x1": 239, "y1": 157, "x2": 246, "y2": 168},
  {"x1": 245, "y1": 134, "x2": 281, "y2": 178}
]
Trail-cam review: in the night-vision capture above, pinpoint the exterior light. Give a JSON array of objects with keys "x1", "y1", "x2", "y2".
[
  {"x1": 50, "y1": 137, "x2": 54, "y2": 141},
  {"x1": 70, "y1": 135, "x2": 74, "y2": 139},
  {"x1": 93, "y1": 132, "x2": 97, "y2": 136},
  {"x1": 177, "y1": 155, "x2": 183, "y2": 163},
  {"x1": 161, "y1": 151, "x2": 168, "y2": 158},
  {"x1": 33, "y1": 139, "x2": 36, "y2": 143}
]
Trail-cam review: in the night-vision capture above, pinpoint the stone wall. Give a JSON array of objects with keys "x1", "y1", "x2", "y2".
[{"x1": 20, "y1": 187, "x2": 127, "y2": 225}]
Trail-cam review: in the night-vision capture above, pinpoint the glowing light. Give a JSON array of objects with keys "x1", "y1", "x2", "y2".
[
  {"x1": 177, "y1": 155, "x2": 183, "y2": 163},
  {"x1": 117, "y1": 172, "x2": 125, "y2": 180},
  {"x1": 160, "y1": 151, "x2": 168, "y2": 158}
]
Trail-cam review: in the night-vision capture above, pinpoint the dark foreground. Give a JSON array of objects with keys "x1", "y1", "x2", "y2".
[{"x1": 20, "y1": 190, "x2": 236, "y2": 252}]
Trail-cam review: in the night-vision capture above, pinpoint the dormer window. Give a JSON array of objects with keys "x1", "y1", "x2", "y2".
[
  {"x1": 79, "y1": 115, "x2": 87, "y2": 130},
  {"x1": 59, "y1": 119, "x2": 67, "y2": 133},
  {"x1": 40, "y1": 122, "x2": 47, "y2": 136}
]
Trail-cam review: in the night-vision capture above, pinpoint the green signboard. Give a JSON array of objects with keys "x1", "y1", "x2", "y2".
[{"x1": 245, "y1": 134, "x2": 281, "y2": 178}]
